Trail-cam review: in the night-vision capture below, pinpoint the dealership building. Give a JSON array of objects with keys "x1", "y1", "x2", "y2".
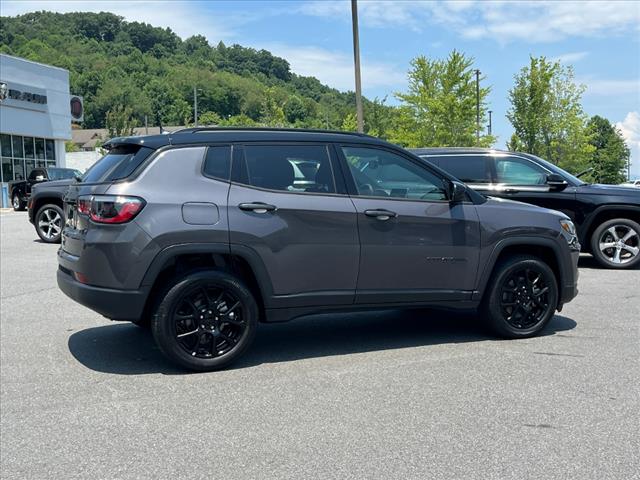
[{"x1": 0, "y1": 54, "x2": 81, "y2": 208}]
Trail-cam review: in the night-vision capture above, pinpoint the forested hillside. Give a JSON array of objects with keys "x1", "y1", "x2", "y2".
[{"x1": 0, "y1": 11, "x2": 388, "y2": 130}]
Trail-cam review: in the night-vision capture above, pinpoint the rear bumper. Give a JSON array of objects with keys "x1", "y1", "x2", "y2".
[{"x1": 57, "y1": 267, "x2": 148, "y2": 321}]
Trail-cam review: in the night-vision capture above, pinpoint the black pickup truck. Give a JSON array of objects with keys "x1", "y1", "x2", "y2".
[{"x1": 9, "y1": 167, "x2": 81, "y2": 211}]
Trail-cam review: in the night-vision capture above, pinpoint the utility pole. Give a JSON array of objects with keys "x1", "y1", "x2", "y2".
[
  {"x1": 474, "y1": 69, "x2": 480, "y2": 145},
  {"x1": 193, "y1": 86, "x2": 199, "y2": 127},
  {"x1": 487, "y1": 110, "x2": 492, "y2": 136},
  {"x1": 351, "y1": 0, "x2": 364, "y2": 133},
  {"x1": 144, "y1": 115, "x2": 148, "y2": 135}
]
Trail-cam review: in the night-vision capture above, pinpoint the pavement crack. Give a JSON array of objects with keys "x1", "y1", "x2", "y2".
[{"x1": 532, "y1": 351, "x2": 585, "y2": 358}]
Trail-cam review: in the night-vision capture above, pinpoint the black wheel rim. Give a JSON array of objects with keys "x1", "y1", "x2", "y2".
[
  {"x1": 172, "y1": 284, "x2": 246, "y2": 359},
  {"x1": 499, "y1": 268, "x2": 552, "y2": 330}
]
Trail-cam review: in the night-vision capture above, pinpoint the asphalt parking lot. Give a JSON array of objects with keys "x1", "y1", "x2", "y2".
[{"x1": 1, "y1": 210, "x2": 639, "y2": 480}]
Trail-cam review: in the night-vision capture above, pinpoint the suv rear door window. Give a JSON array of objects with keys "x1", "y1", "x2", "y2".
[
  {"x1": 82, "y1": 145, "x2": 153, "y2": 183},
  {"x1": 435, "y1": 155, "x2": 491, "y2": 183},
  {"x1": 237, "y1": 144, "x2": 336, "y2": 194},
  {"x1": 495, "y1": 156, "x2": 548, "y2": 185}
]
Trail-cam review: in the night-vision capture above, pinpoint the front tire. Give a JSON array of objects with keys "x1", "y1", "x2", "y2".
[
  {"x1": 151, "y1": 270, "x2": 258, "y2": 371},
  {"x1": 590, "y1": 218, "x2": 640, "y2": 269},
  {"x1": 12, "y1": 194, "x2": 25, "y2": 211},
  {"x1": 482, "y1": 255, "x2": 558, "y2": 339},
  {"x1": 35, "y1": 204, "x2": 64, "y2": 243}
]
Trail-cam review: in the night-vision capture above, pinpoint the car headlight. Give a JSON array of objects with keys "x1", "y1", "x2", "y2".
[
  {"x1": 559, "y1": 219, "x2": 576, "y2": 237},
  {"x1": 559, "y1": 219, "x2": 580, "y2": 249}
]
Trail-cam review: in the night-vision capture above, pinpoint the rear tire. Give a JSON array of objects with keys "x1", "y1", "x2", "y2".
[
  {"x1": 151, "y1": 270, "x2": 258, "y2": 371},
  {"x1": 481, "y1": 255, "x2": 558, "y2": 339},
  {"x1": 590, "y1": 218, "x2": 640, "y2": 269},
  {"x1": 35, "y1": 204, "x2": 64, "y2": 243}
]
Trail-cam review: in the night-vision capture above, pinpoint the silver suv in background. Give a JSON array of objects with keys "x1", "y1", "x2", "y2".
[{"x1": 58, "y1": 128, "x2": 580, "y2": 371}]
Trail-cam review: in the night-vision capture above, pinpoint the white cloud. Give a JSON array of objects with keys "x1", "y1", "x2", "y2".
[
  {"x1": 580, "y1": 78, "x2": 640, "y2": 96},
  {"x1": 1, "y1": 1, "x2": 239, "y2": 42},
  {"x1": 551, "y1": 51, "x2": 589, "y2": 64},
  {"x1": 616, "y1": 111, "x2": 640, "y2": 178},
  {"x1": 300, "y1": 0, "x2": 640, "y2": 43},
  {"x1": 262, "y1": 43, "x2": 405, "y2": 93}
]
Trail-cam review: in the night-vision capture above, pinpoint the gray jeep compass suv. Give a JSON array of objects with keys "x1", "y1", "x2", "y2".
[{"x1": 57, "y1": 128, "x2": 580, "y2": 371}]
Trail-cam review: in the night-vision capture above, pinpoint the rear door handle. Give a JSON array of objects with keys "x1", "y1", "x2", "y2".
[
  {"x1": 238, "y1": 202, "x2": 277, "y2": 213},
  {"x1": 364, "y1": 209, "x2": 397, "y2": 221}
]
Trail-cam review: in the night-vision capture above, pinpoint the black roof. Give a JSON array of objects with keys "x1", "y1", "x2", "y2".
[
  {"x1": 409, "y1": 147, "x2": 510, "y2": 155},
  {"x1": 104, "y1": 127, "x2": 386, "y2": 150}
]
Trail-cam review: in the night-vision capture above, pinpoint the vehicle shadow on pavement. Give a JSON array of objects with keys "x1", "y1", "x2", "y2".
[{"x1": 67, "y1": 310, "x2": 577, "y2": 375}]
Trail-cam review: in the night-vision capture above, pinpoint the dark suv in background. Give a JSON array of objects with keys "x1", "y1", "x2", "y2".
[
  {"x1": 412, "y1": 148, "x2": 640, "y2": 269},
  {"x1": 58, "y1": 128, "x2": 579, "y2": 371}
]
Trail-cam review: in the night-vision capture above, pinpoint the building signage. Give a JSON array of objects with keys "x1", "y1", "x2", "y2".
[{"x1": 0, "y1": 80, "x2": 48, "y2": 112}]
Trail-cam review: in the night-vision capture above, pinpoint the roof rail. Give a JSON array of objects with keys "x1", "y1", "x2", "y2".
[{"x1": 171, "y1": 126, "x2": 372, "y2": 137}]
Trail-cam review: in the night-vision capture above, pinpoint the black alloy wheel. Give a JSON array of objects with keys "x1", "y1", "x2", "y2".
[
  {"x1": 499, "y1": 267, "x2": 552, "y2": 330},
  {"x1": 483, "y1": 255, "x2": 558, "y2": 338},
  {"x1": 173, "y1": 286, "x2": 246, "y2": 358},
  {"x1": 152, "y1": 270, "x2": 258, "y2": 371}
]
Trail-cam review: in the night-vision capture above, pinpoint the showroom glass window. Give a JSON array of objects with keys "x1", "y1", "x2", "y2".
[{"x1": 0, "y1": 134, "x2": 57, "y2": 183}]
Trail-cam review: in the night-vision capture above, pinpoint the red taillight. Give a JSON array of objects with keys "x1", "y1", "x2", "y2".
[
  {"x1": 77, "y1": 197, "x2": 91, "y2": 215},
  {"x1": 78, "y1": 195, "x2": 145, "y2": 224}
]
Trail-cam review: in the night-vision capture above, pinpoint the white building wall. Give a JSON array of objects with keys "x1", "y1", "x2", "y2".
[
  {"x1": 65, "y1": 150, "x2": 102, "y2": 173},
  {"x1": 0, "y1": 54, "x2": 72, "y2": 141}
]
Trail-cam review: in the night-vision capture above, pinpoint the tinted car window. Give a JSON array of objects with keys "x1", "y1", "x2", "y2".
[
  {"x1": 435, "y1": 155, "x2": 491, "y2": 183},
  {"x1": 495, "y1": 156, "x2": 548, "y2": 185},
  {"x1": 46, "y1": 168, "x2": 82, "y2": 181},
  {"x1": 343, "y1": 146, "x2": 447, "y2": 201},
  {"x1": 203, "y1": 146, "x2": 231, "y2": 181},
  {"x1": 239, "y1": 145, "x2": 335, "y2": 194},
  {"x1": 82, "y1": 145, "x2": 153, "y2": 183},
  {"x1": 28, "y1": 169, "x2": 45, "y2": 181}
]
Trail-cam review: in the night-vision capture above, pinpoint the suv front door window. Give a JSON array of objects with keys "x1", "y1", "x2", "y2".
[
  {"x1": 495, "y1": 156, "x2": 548, "y2": 186},
  {"x1": 339, "y1": 145, "x2": 480, "y2": 299}
]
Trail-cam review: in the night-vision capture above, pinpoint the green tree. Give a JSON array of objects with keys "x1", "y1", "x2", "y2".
[
  {"x1": 105, "y1": 105, "x2": 135, "y2": 138},
  {"x1": 260, "y1": 87, "x2": 286, "y2": 126},
  {"x1": 507, "y1": 56, "x2": 593, "y2": 173},
  {"x1": 65, "y1": 140, "x2": 80, "y2": 152},
  {"x1": 389, "y1": 50, "x2": 494, "y2": 148},
  {"x1": 341, "y1": 113, "x2": 358, "y2": 132},
  {"x1": 284, "y1": 96, "x2": 307, "y2": 124},
  {"x1": 586, "y1": 116, "x2": 630, "y2": 184},
  {"x1": 198, "y1": 111, "x2": 222, "y2": 126}
]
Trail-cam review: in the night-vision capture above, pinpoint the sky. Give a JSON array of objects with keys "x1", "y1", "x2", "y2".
[{"x1": 3, "y1": 0, "x2": 640, "y2": 177}]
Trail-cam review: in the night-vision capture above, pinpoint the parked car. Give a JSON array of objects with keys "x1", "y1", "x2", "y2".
[
  {"x1": 9, "y1": 167, "x2": 80, "y2": 211},
  {"x1": 620, "y1": 179, "x2": 640, "y2": 188},
  {"x1": 28, "y1": 178, "x2": 76, "y2": 243},
  {"x1": 411, "y1": 148, "x2": 640, "y2": 269},
  {"x1": 58, "y1": 128, "x2": 579, "y2": 371}
]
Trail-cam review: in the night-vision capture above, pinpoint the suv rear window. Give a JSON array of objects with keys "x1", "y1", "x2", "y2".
[{"x1": 82, "y1": 145, "x2": 153, "y2": 183}]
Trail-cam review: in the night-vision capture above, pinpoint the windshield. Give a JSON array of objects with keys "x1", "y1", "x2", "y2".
[
  {"x1": 523, "y1": 154, "x2": 585, "y2": 185},
  {"x1": 46, "y1": 168, "x2": 82, "y2": 181}
]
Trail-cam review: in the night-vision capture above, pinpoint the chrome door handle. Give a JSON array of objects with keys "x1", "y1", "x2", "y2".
[
  {"x1": 364, "y1": 209, "x2": 397, "y2": 221},
  {"x1": 238, "y1": 202, "x2": 277, "y2": 214}
]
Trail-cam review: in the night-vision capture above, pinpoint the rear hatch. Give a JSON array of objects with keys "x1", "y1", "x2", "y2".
[{"x1": 62, "y1": 144, "x2": 155, "y2": 258}]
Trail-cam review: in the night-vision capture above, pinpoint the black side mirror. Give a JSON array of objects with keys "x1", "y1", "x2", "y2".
[
  {"x1": 448, "y1": 180, "x2": 467, "y2": 203},
  {"x1": 547, "y1": 173, "x2": 568, "y2": 190}
]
